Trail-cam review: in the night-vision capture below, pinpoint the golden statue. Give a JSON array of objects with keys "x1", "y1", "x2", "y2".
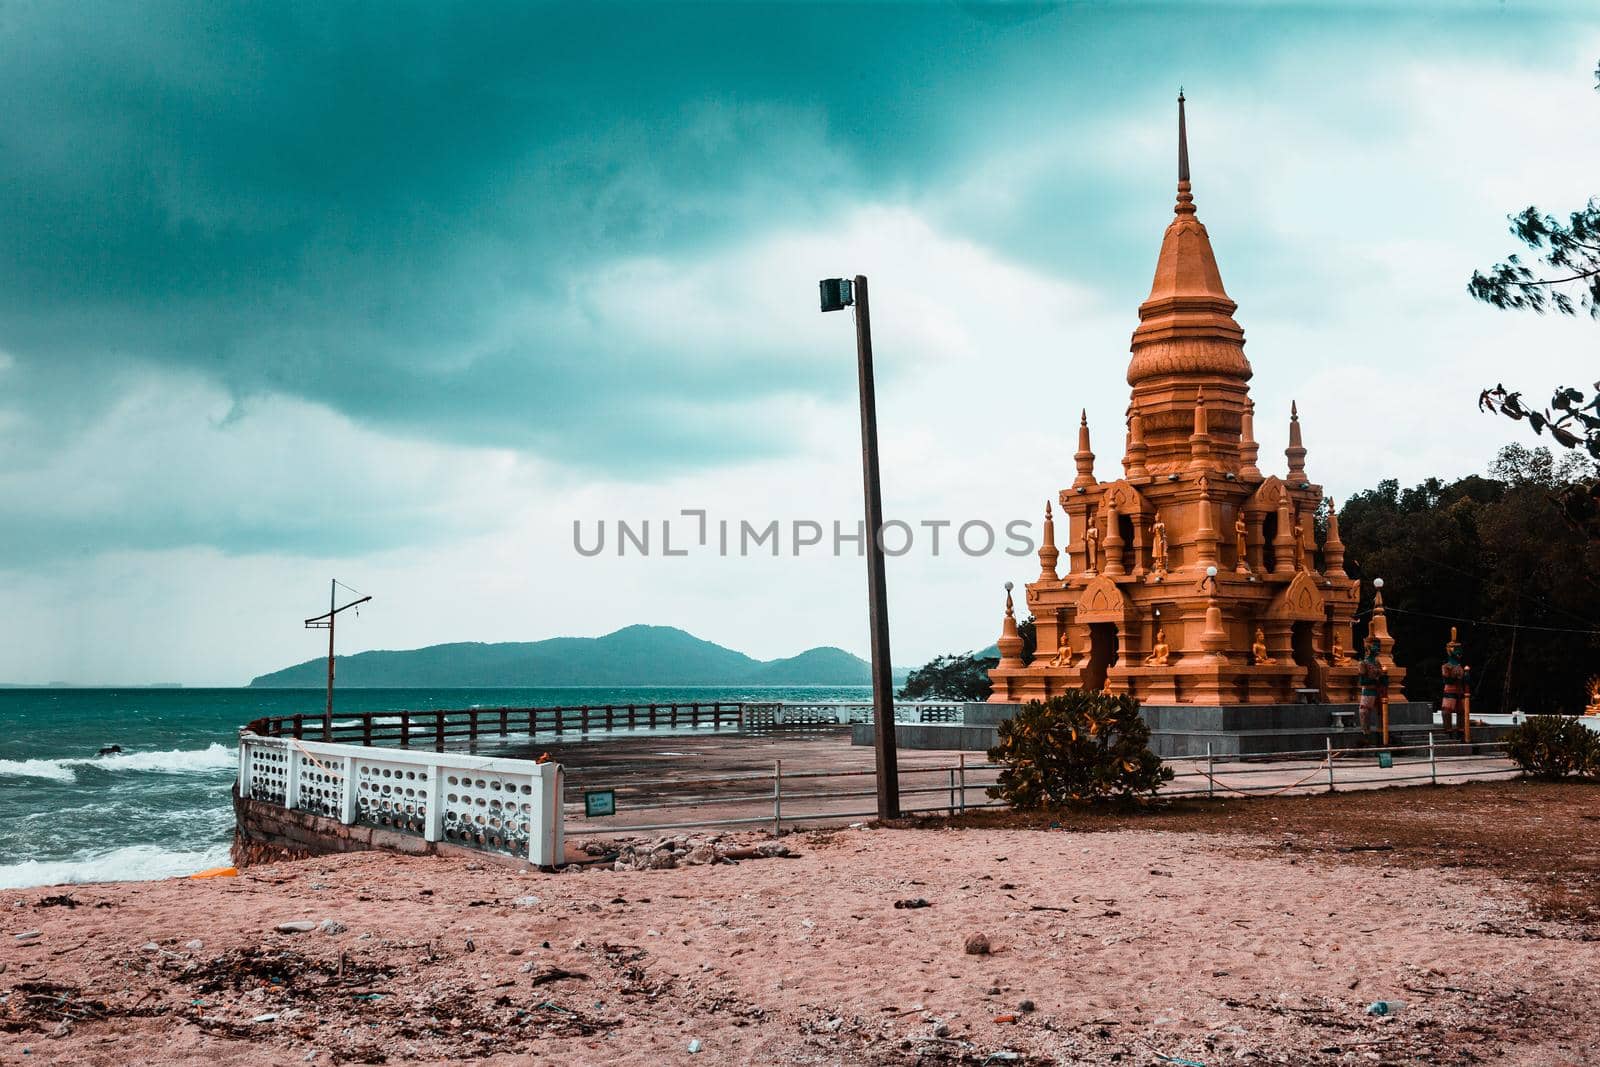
[
  {"x1": 1048, "y1": 625, "x2": 1073, "y2": 668},
  {"x1": 1145, "y1": 628, "x2": 1171, "y2": 666},
  {"x1": 1586, "y1": 676, "x2": 1600, "y2": 716},
  {"x1": 1329, "y1": 633, "x2": 1352, "y2": 665},
  {"x1": 1150, "y1": 511, "x2": 1169, "y2": 575},
  {"x1": 1251, "y1": 627, "x2": 1276, "y2": 665},
  {"x1": 1234, "y1": 514, "x2": 1250, "y2": 574}
]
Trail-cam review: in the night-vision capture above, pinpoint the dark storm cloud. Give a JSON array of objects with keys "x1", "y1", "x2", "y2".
[{"x1": 0, "y1": 1, "x2": 1583, "y2": 561}]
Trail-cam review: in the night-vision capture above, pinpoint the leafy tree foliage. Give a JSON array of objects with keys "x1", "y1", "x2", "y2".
[
  {"x1": 1504, "y1": 715, "x2": 1599, "y2": 780},
  {"x1": 1471, "y1": 61, "x2": 1600, "y2": 493},
  {"x1": 898, "y1": 651, "x2": 998, "y2": 701},
  {"x1": 1338, "y1": 445, "x2": 1600, "y2": 714},
  {"x1": 986, "y1": 691, "x2": 1172, "y2": 809}
]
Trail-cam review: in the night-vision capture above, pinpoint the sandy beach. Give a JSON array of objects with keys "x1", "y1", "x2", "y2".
[{"x1": 4, "y1": 780, "x2": 1598, "y2": 1066}]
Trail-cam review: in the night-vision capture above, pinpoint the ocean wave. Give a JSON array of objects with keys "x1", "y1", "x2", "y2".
[
  {"x1": 0, "y1": 743, "x2": 235, "y2": 784},
  {"x1": 0, "y1": 842, "x2": 234, "y2": 890}
]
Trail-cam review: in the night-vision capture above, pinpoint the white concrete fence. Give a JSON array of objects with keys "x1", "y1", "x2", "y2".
[{"x1": 238, "y1": 732, "x2": 564, "y2": 867}]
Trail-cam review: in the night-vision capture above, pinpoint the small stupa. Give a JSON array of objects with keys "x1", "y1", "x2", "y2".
[{"x1": 988, "y1": 94, "x2": 1404, "y2": 707}]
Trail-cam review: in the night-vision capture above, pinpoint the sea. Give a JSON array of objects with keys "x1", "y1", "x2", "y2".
[{"x1": 0, "y1": 685, "x2": 871, "y2": 890}]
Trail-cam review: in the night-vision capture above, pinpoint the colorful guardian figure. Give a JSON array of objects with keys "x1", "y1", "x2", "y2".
[
  {"x1": 1357, "y1": 636, "x2": 1386, "y2": 735},
  {"x1": 1439, "y1": 627, "x2": 1471, "y2": 734}
]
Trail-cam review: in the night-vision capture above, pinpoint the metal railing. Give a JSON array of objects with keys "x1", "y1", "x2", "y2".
[
  {"x1": 244, "y1": 702, "x2": 747, "y2": 748},
  {"x1": 562, "y1": 734, "x2": 1518, "y2": 837}
]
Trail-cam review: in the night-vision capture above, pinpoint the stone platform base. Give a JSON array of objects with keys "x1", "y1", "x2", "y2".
[{"x1": 851, "y1": 700, "x2": 1504, "y2": 758}]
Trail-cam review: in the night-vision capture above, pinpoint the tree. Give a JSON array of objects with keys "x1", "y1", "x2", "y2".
[
  {"x1": 1338, "y1": 445, "x2": 1600, "y2": 714},
  {"x1": 898, "y1": 651, "x2": 998, "y2": 702},
  {"x1": 1471, "y1": 60, "x2": 1600, "y2": 503}
]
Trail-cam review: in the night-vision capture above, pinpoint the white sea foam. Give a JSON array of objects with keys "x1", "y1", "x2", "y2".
[
  {"x1": 0, "y1": 743, "x2": 236, "y2": 783},
  {"x1": 0, "y1": 842, "x2": 234, "y2": 890},
  {"x1": 0, "y1": 758, "x2": 78, "y2": 783}
]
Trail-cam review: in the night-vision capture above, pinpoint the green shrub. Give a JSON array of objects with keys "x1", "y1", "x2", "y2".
[
  {"x1": 1505, "y1": 715, "x2": 1600, "y2": 780},
  {"x1": 986, "y1": 690, "x2": 1173, "y2": 809}
]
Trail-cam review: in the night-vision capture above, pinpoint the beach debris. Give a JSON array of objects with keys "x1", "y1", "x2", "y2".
[
  {"x1": 252, "y1": 1013, "x2": 279, "y2": 1024},
  {"x1": 14, "y1": 929, "x2": 42, "y2": 942},
  {"x1": 1364, "y1": 999, "x2": 1404, "y2": 1017},
  {"x1": 994, "y1": 1013, "x2": 1019, "y2": 1024},
  {"x1": 512, "y1": 894, "x2": 542, "y2": 908},
  {"x1": 33, "y1": 894, "x2": 77, "y2": 909},
  {"x1": 275, "y1": 920, "x2": 317, "y2": 934},
  {"x1": 528, "y1": 966, "x2": 589, "y2": 988},
  {"x1": 894, "y1": 898, "x2": 931, "y2": 910},
  {"x1": 964, "y1": 932, "x2": 992, "y2": 955},
  {"x1": 687, "y1": 1038, "x2": 703, "y2": 1053}
]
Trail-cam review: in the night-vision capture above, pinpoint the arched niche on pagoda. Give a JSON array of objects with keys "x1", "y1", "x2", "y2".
[
  {"x1": 1096, "y1": 481, "x2": 1153, "y2": 577},
  {"x1": 1266, "y1": 570, "x2": 1325, "y2": 621},
  {"x1": 1243, "y1": 475, "x2": 1296, "y2": 575},
  {"x1": 1247, "y1": 475, "x2": 1289, "y2": 515},
  {"x1": 1075, "y1": 575, "x2": 1140, "y2": 625},
  {"x1": 1074, "y1": 574, "x2": 1140, "y2": 681}
]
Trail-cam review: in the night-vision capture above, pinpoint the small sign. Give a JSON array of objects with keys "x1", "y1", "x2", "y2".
[
  {"x1": 1377, "y1": 751, "x2": 1394, "y2": 769},
  {"x1": 584, "y1": 789, "x2": 616, "y2": 817}
]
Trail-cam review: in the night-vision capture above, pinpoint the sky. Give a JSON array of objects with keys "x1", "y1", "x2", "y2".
[{"x1": 1, "y1": 1, "x2": 1597, "y2": 685}]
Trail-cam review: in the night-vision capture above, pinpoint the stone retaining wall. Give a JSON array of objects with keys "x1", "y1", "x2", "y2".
[{"x1": 230, "y1": 786, "x2": 524, "y2": 870}]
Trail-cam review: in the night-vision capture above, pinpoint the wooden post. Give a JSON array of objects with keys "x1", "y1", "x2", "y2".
[
  {"x1": 500, "y1": 707, "x2": 509, "y2": 736},
  {"x1": 1206, "y1": 742, "x2": 1214, "y2": 799},
  {"x1": 435, "y1": 713, "x2": 445, "y2": 753},
  {"x1": 1380, "y1": 687, "x2": 1390, "y2": 749},
  {"x1": 772, "y1": 759, "x2": 783, "y2": 837},
  {"x1": 1326, "y1": 738, "x2": 1335, "y2": 792},
  {"x1": 400, "y1": 711, "x2": 411, "y2": 748},
  {"x1": 582, "y1": 707, "x2": 591, "y2": 734},
  {"x1": 292, "y1": 714, "x2": 304, "y2": 740},
  {"x1": 1462, "y1": 690, "x2": 1472, "y2": 745},
  {"x1": 362, "y1": 714, "x2": 372, "y2": 748},
  {"x1": 958, "y1": 753, "x2": 966, "y2": 813}
]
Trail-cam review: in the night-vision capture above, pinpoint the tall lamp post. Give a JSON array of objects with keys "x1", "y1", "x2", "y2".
[{"x1": 820, "y1": 275, "x2": 899, "y2": 819}]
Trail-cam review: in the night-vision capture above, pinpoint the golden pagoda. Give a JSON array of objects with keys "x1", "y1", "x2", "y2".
[{"x1": 989, "y1": 95, "x2": 1404, "y2": 707}]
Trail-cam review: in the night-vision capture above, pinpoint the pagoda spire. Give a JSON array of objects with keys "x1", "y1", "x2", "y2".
[
  {"x1": 996, "y1": 582, "x2": 1025, "y2": 669},
  {"x1": 1187, "y1": 387, "x2": 1213, "y2": 472},
  {"x1": 1037, "y1": 500, "x2": 1060, "y2": 582},
  {"x1": 1128, "y1": 92, "x2": 1251, "y2": 388},
  {"x1": 1323, "y1": 496, "x2": 1348, "y2": 579},
  {"x1": 1285, "y1": 400, "x2": 1308, "y2": 482},
  {"x1": 1125, "y1": 404, "x2": 1150, "y2": 479},
  {"x1": 1239, "y1": 397, "x2": 1262, "y2": 480},
  {"x1": 1072, "y1": 410, "x2": 1097, "y2": 488}
]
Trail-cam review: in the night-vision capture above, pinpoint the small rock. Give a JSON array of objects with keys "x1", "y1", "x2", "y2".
[
  {"x1": 465, "y1": 939, "x2": 475, "y2": 953},
  {"x1": 14, "y1": 929, "x2": 42, "y2": 942},
  {"x1": 964, "y1": 932, "x2": 992, "y2": 956},
  {"x1": 252, "y1": 1013, "x2": 279, "y2": 1024},
  {"x1": 1018, "y1": 999, "x2": 1036, "y2": 1013},
  {"x1": 275, "y1": 920, "x2": 317, "y2": 934},
  {"x1": 755, "y1": 842, "x2": 792, "y2": 858},
  {"x1": 684, "y1": 845, "x2": 716, "y2": 866},
  {"x1": 932, "y1": 1022, "x2": 950, "y2": 1037},
  {"x1": 185, "y1": 939, "x2": 204, "y2": 951},
  {"x1": 511, "y1": 895, "x2": 541, "y2": 908},
  {"x1": 687, "y1": 1038, "x2": 702, "y2": 1054},
  {"x1": 318, "y1": 920, "x2": 347, "y2": 936},
  {"x1": 141, "y1": 941, "x2": 161, "y2": 952}
]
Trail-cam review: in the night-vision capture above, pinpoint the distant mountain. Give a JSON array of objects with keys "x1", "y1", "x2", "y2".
[
  {"x1": 744, "y1": 646, "x2": 872, "y2": 685},
  {"x1": 249, "y1": 625, "x2": 900, "y2": 688}
]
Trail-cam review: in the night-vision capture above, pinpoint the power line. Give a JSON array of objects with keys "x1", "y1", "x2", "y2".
[{"x1": 1359, "y1": 603, "x2": 1600, "y2": 637}]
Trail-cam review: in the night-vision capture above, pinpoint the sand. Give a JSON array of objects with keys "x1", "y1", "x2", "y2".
[{"x1": 4, "y1": 781, "x2": 1599, "y2": 1066}]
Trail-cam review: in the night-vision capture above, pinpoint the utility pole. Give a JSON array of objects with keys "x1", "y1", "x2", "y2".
[
  {"x1": 820, "y1": 274, "x2": 899, "y2": 819},
  {"x1": 305, "y1": 580, "x2": 372, "y2": 737}
]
